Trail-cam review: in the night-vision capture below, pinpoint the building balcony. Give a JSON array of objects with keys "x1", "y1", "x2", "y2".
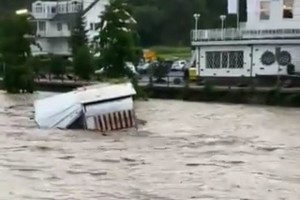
[
  {"x1": 191, "y1": 28, "x2": 300, "y2": 42},
  {"x1": 31, "y1": 2, "x2": 82, "y2": 20},
  {"x1": 36, "y1": 30, "x2": 71, "y2": 38}
]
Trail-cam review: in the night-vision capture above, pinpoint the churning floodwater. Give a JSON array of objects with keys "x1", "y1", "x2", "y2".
[{"x1": 0, "y1": 91, "x2": 299, "y2": 200}]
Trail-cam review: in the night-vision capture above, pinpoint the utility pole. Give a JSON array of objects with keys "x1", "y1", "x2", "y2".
[{"x1": 193, "y1": 13, "x2": 200, "y2": 76}]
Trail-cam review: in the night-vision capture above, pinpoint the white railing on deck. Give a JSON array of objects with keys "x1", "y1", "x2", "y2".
[
  {"x1": 191, "y1": 28, "x2": 300, "y2": 41},
  {"x1": 36, "y1": 30, "x2": 71, "y2": 38}
]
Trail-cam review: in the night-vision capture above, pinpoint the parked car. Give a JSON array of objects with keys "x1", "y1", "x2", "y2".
[
  {"x1": 171, "y1": 60, "x2": 187, "y2": 71},
  {"x1": 137, "y1": 62, "x2": 151, "y2": 74},
  {"x1": 95, "y1": 62, "x2": 138, "y2": 75}
]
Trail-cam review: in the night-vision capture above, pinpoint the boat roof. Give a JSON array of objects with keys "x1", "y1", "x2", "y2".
[
  {"x1": 34, "y1": 82, "x2": 136, "y2": 129},
  {"x1": 75, "y1": 82, "x2": 136, "y2": 105}
]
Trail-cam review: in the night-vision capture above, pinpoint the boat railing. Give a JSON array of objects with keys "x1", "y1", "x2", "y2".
[{"x1": 191, "y1": 28, "x2": 300, "y2": 41}]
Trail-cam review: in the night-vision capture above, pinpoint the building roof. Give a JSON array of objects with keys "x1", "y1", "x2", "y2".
[
  {"x1": 83, "y1": 0, "x2": 100, "y2": 15},
  {"x1": 50, "y1": 13, "x2": 77, "y2": 22}
]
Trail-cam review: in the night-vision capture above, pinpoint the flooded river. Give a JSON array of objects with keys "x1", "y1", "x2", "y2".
[{"x1": 0, "y1": 91, "x2": 299, "y2": 200}]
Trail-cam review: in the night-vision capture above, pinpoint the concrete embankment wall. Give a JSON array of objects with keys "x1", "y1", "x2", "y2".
[
  {"x1": 143, "y1": 85, "x2": 300, "y2": 107},
  {"x1": 0, "y1": 80, "x2": 299, "y2": 107}
]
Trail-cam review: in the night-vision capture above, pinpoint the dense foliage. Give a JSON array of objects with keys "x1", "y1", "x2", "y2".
[
  {"x1": 69, "y1": 10, "x2": 93, "y2": 80},
  {"x1": 49, "y1": 55, "x2": 66, "y2": 79},
  {"x1": 94, "y1": 0, "x2": 140, "y2": 79},
  {"x1": 69, "y1": 11, "x2": 88, "y2": 56},
  {"x1": 73, "y1": 45, "x2": 94, "y2": 80},
  {"x1": 0, "y1": 15, "x2": 35, "y2": 93},
  {"x1": 126, "y1": 0, "x2": 247, "y2": 46},
  {"x1": 2, "y1": 0, "x2": 247, "y2": 47}
]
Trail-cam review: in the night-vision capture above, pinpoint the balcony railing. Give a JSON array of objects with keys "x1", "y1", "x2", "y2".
[
  {"x1": 36, "y1": 30, "x2": 71, "y2": 38},
  {"x1": 31, "y1": 3, "x2": 82, "y2": 19},
  {"x1": 191, "y1": 28, "x2": 300, "y2": 41}
]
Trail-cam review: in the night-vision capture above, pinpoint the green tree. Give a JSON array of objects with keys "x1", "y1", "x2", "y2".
[
  {"x1": 27, "y1": 56, "x2": 42, "y2": 77},
  {"x1": 69, "y1": 10, "x2": 88, "y2": 56},
  {"x1": 148, "y1": 60, "x2": 169, "y2": 82},
  {"x1": 49, "y1": 55, "x2": 66, "y2": 79},
  {"x1": 95, "y1": 0, "x2": 140, "y2": 79},
  {"x1": 1, "y1": 0, "x2": 248, "y2": 47},
  {"x1": 127, "y1": 0, "x2": 247, "y2": 46},
  {"x1": 0, "y1": 14, "x2": 35, "y2": 93},
  {"x1": 73, "y1": 45, "x2": 94, "y2": 80}
]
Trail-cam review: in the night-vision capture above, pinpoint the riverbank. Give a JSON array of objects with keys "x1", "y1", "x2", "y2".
[{"x1": 0, "y1": 78, "x2": 299, "y2": 107}]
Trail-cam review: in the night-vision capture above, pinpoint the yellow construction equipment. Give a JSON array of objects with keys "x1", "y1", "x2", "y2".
[
  {"x1": 143, "y1": 49, "x2": 157, "y2": 62},
  {"x1": 189, "y1": 67, "x2": 197, "y2": 81}
]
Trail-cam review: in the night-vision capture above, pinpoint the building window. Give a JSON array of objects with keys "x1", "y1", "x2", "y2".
[
  {"x1": 38, "y1": 21, "x2": 46, "y2": 31},
  {"x1": 90, "y1": 23, "x2": 94, "y2": 30},
  {"x1": 58, "y1": 4, "x2": 66, "y2": 13},
  {"x1": 95, "y1": 23, "x2": 100, "y2": 30},
  {"x1": 57, "y1": 23, "x2": 62, "y2": 31},
  {"x1": 35, "y1": 4, "x2": 43, "y2": 13},
  {"x1": 67, "y1": 23, "x2": 71, "y2": 31},
  {"x1": 206, "y1": 51, "x2": 244, "y2": 69},
  {"x1": 72, "y1": 1, "x2": 82, "y2": 12},
  {"x1": 283, "y1": 0, "x2": 294, "y2": 18},
  {"x1": 260, "y1": 1, "x2": 270, "y2": 20},
  {"x1": 51, "y1": 6, "x2": 57, "y2": 13}
]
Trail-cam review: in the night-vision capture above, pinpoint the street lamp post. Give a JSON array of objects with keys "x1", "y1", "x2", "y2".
[
  {"x1": 194, "y1": 13, "x2": 201, "y2": 38},
  {"x1": 220, "y1": 15, "x2": 226, "y2": 39},
  {"x1": 193, "y1": 13, "x2": 200, "y2": 77},
  {"x1": 193, "y1": 13, "x2": 200, "y2": 31}
]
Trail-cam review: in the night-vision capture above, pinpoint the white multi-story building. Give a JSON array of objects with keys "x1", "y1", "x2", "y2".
[
  {"x1": 192, "y1": 0, "x2": 300, "y2": 86},
  {"x1": 30, "y1": 0, "x2": 108, "y2": 57}
]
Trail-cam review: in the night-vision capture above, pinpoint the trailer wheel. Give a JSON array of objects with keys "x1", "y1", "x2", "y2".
[{"x1": 173, "y1": 78, "x2": 182, "y2": 85}]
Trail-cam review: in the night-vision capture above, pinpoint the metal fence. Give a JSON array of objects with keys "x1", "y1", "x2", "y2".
[
  {"x1": 191, "y1": 28, "x2": 300, "y2": 41},
  {"x1": 33, "y1": 72, "x2": 190, "y2": 88}
]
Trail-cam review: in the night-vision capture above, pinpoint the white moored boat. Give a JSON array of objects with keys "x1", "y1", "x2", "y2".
[
  {"x1": 192, "y1": 0, "x2": 300, "y2": 86},
  {"x1": 34, "y1": 82, "x2": 137, "y2": 132}
]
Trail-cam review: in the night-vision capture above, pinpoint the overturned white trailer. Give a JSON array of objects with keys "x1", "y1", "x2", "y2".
[{"x1": 34, "y1": 82, "x2": 137, "y2": 132}]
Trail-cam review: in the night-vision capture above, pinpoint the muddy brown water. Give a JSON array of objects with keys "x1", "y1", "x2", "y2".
[{"x1": 0, "y1": 91, "x2": 299, "y2": 200}]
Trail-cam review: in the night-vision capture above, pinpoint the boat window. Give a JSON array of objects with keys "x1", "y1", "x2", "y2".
[
  {"x1": 206, "y1": 52, "x2": 221, "y2": 69},
  {"x1": 283, "y1": 0, "x2": 294, "y2": 19},
  {"x1": 213, "y1": 53, "x2": 221, "y2": 69},
  {"x1": 260, "y1": 1, "x2": 270, "y2": 20},
  {"x1": 206, "y1": 52, "x2": 217, "y2": 68},
  {"x1": 221, "y1": 52, "x2": 228, "y2": 68},
  {"x1": 235, "y1": 51, "x2": 244, "y2": 69},
  {"x1": 229, "y1": 52, "x2": 236, "y2": 68},
  {"x1": 206, "y1": 51, "x2": 243, "y2": 69}
]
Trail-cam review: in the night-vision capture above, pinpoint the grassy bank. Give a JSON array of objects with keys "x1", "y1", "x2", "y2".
[{"x1": 149, "y1": 46, "x2": 191, "y2": 60}]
